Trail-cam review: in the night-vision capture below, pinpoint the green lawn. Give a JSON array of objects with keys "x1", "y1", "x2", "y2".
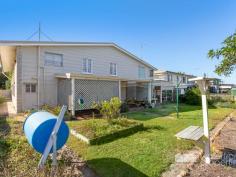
[{"x1": 67, "y1": 104, "x2": 234, "y2": 177}]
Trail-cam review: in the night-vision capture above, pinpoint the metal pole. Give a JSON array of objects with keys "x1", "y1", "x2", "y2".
[
  {"x1": 39, "y1": 22, "x2": 41, "y2": 41},
  {"x1": 176, "y1": 86, "x2": 179, "y2": 118}
]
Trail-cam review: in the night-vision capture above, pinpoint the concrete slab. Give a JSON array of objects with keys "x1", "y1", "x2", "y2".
[{"x1": 0, "y1": 101, "x2": 16, "y2": 117}]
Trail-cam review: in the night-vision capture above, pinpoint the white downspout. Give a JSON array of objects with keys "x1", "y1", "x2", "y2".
[{"x1": 37, "y1": 46, "x2": 40, "y2": 110}]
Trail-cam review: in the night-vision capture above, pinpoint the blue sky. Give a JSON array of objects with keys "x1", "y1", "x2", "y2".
[{"x1": 1, "y1": 0, "x2": 236, "y2": 83}]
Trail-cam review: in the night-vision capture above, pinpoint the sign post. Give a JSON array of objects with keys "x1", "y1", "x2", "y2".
[{"x1": 189, "y1": 77, "x2": 214, "y2": 164}]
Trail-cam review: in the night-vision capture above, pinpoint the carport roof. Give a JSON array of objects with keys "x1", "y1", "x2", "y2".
[{"x1": 55, "y1": 73, "x2": 152, "y2": 82}]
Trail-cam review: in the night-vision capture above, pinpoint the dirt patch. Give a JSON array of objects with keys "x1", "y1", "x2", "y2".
[
  {"x1": 185, "y1": 163, "x2": 236, "y2": 177},
  {"x1": 0, "y1": 118, "x2": 99, "y2": 177},
  {"x1": 57, "y1": 146, "x2": 99, "y2": 177},
  {"x1": 187, "y1": 116, "x2": 236, "y2": 177}
]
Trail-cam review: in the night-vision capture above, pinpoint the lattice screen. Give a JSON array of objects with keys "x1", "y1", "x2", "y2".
[{"x1": 74, "y1": 79, "x2": 119, "y2": 110}]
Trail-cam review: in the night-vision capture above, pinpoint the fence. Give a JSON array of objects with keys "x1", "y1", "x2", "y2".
[{"x1": 209, "y1": 93, "x2": 234, "y2": 102}]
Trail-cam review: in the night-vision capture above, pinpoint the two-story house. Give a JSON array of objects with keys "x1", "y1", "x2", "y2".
[
  {"x1": 152, "y1": 70, "x2": 195, "y2": 103},
  {"x1": 0, "y1": 41, "x2": 156, "y2": 115}
]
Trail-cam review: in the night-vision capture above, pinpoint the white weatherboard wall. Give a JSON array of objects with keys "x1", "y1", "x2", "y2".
[{"x1": 17, "y1": 46, "x2": 152, "y2": 112}]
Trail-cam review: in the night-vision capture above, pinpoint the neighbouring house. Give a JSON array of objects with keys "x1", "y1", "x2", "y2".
[
  {"x1": 0, "y1": 40, "x2": 156, "y2": 115},
  {"x1": 219, "y1": 84, "x2": 236, "y2": 93},
  {"x1": 152, "y1": 70, "x2": 195, "y2": 103},
  {"x1": 208, "y1": 78, "x2": 222, "y2": 93}
]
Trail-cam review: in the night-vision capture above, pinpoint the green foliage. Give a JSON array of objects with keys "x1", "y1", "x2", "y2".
[
  {"x1": 0, "y1": 72, "x2": 12, "y2": 89},
  {"x1": 68, "y1": 118, "x2": 143, "y2": 145},
  {"x1": 92, "y1": 97, "x2": 122, "y2": 121},
  {"x1": 184, "y1": 87, "x2": 202, "y2": 105},
  {"x1": 208, "y1": 32, "x2": 236, "y2": 76},
  {"x1": 41, "y1": 104, "x2": 71, "y2": 120},
  {"x1": 120, "y1": 102, "x2": 129, "y2": 112}
]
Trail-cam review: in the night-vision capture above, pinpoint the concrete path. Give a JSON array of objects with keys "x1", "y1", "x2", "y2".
[{"x1": 0, "y1": 101, "x2": 16, "y2": 117}]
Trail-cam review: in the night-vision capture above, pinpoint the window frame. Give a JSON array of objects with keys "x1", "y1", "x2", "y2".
[
  {"x1": 25, "y1": 83, "x2": 37, "y2": 93},
  {"x1": 110, "y1": 63, "x2": 117, "y2": 76},
  {"x1": 138, "y1": 66, "x2": 146, "y2": 79},
  {"x1": 82, "y1": 58, "x2": 93, "y2": 74},
  {"x1": 44, "y1": 52, "x2": 63, "y2": 67}
]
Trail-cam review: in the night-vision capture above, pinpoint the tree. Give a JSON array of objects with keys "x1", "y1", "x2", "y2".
[{"x1": 208, "y1": 32, "x2": 236, "y2": 76}]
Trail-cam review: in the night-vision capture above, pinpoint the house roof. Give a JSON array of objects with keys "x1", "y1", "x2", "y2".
[
  {"x1": 154, "y1": 69, "x2": 195, "y2": 77},
  {"x1": 0, "y1": 40, "x2": 156, "y2": 70}
]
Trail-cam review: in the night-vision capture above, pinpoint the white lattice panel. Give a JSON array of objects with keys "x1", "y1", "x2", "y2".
[{"x1": 74, "y1": 79, "x2": 119, "y2": 110}]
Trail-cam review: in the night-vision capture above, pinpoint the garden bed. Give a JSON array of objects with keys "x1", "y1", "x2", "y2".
[
  {"x1": 67, "y1": 118, "x2": 143, "y2": 145},
  {"x1": 0, "y1": 118, "x2": 96, "y2": 177}
]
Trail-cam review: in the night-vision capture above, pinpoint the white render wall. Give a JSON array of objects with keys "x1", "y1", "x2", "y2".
[{"x1": 17, "y1": 46, "x2": 153, "y2": 112}]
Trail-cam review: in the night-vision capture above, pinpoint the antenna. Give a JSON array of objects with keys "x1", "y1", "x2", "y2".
[
  {"x1": 26, "y1": 22, "x2": 53, "y2": 41},
  {"x1": 38, "y1": 22, "x2": 41, "y2": 41}
]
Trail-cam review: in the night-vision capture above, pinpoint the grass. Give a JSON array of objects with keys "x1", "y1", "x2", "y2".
[
  {"x1": 67, "y1": 118, "x2": 141, "y2": 139},
  {"x1": 67, "y1": 104, "x2": 234, "y2": 177}
]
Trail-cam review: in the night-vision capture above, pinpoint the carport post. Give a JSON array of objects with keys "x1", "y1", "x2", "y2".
[
  {"x1": 71, "y1": 78, "x2": 75, "y2": 116},
  {"x1": 189, "y1": 77, "x2": 213, "y2": 164}
]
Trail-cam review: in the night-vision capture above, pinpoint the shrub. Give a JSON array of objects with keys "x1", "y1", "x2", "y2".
[
  {"x1": 41, "y1": 104, "x2": 72, "y2": 120},
  {"x1": 120, "y1": 102, "x2": 129, "y2": 112},
  {"x1": 91, "y1": 97, "x2": 122, "y2": 122},
  {"x1": 184, "y1": 87, "x2": 202, "y2": 105}
]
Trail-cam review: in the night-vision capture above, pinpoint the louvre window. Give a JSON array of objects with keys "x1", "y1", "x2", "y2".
[
  {"x1": 44, "y1": 52, "x2": 63, "y2": 67},
  {"x1": 82, "y1": 58, "x2": 92, "y2": 73},
  {"x1": 110, "y1": 63, "x2": 117, "y2": 76}
]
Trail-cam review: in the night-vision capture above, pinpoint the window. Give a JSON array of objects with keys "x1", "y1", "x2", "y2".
[
  {"x1": 82, "y1": 58, "x2": 92, "y2": 73},
  {"x1": 138, "y1": 66, "x2": 146, "y2": 79},
  {"x1": 149, "y1": 70, "x2": 154, "y2": 77},
  {"x1": 25, "y1": 83, "x2": 37, "y2": 93},
  {"x1": 167, "y1": 74, "x2": 170, "y2": 82},
  {"x1": 44, "y1": 52, "x2": 63, "y2": 67},
  {"x1": 110, "y1": 63, "x2": 117, "y2": 76},
  {"x1": 167, "y1": 74, "x2": 172, "y2": 82},
  {"x1": 183, "y1": 76, "x2": 186, "y2": 84}
]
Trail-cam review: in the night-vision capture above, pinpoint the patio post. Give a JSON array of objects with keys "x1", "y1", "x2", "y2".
[
  {"x1": 160, "y1": 84, "x2": 163, "y2": 104},
  {"x1": 118, "y1": 80, "x2": 121, "y2": 100},
  {"x1": 148, "y1": 82, "x2": 152, "y2": 104},
  {"x1": 71, "y1": 78, "x2": 75, "y2": 116}
]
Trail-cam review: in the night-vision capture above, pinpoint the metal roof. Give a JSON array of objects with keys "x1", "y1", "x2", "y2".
[{"x1": 0, "y1": 40, "x2": 156, "y2": 69}]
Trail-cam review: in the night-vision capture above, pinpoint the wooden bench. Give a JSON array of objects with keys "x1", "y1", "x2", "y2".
[{"x1": 175, "y1": 126, "x2": 204, "y2": 141}]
